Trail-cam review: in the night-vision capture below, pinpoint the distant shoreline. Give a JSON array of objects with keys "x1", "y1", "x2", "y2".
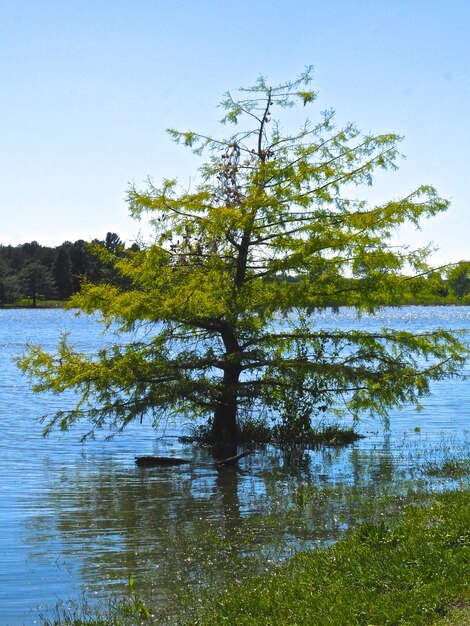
[{"x1": 3, "y1": 301, "x2": 470, "y2": 310}]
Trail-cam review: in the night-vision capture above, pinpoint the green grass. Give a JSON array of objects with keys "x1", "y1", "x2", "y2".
[
  {"x1": 41, "y1": 595, "x2": 153, "y2": 626},
  {"x1": 423, "y1": 458, "x2": 470, "y2": 479},
  {"x1": 4, "y1": 298, "x2": 66, "y2": 308},
  {"x1": 436, "y1": 604, "x2": 470, "y2": 625},
  {"x1": 192, "y1": 489, "x2": 470, "y2": 626}
]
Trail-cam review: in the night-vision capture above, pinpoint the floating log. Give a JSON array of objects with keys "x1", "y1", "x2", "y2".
[
  {"x1": 135, "y1": 451, "x2": 253, "y2": 469},
  {"x1": 135, "y1": 455, "x2": 191, "y2": 467},
  {"x1": 214, "y1": 450, "x2": 253, "y2": 468}
]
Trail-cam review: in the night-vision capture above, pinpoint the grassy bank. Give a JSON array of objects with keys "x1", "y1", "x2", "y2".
[
  {"x1": 3, "y1": 299, "x2": 66, "y2": 308},
  {"x1": 193, "y1": 489, "x2": 469, "y2": 626},
  {"x1": 45, "y1": 488, "x2": 469, "y2": 625}
]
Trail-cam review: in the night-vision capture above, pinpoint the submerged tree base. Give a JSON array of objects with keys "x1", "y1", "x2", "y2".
[{"x1": 180, "y1": 420, "x2": 363, "y2": 448}]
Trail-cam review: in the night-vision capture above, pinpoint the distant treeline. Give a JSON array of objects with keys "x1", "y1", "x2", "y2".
[
  {"x1": 0, "y1": 232, "x2": 137, "y2": 307},
  {"x1": 282, "y1": 263, "x2": 470, "y2": 306},
  {"x1": 1, "y1": 233, "x2": 469, "y2": 307}
]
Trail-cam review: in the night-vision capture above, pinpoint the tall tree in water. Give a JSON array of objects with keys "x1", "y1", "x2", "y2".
[{"x1": 18, "y1": 69, "x2": 467, "y2": 449}]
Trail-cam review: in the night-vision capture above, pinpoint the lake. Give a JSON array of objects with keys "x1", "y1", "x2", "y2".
[{"x1": 1, "y1": 307, "x2": 469, "y2": 625}]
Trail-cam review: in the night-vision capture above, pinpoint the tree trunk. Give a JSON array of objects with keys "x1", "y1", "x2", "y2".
[{"x1": 210, "y1": 363, "x2": 240, "y2": 456}]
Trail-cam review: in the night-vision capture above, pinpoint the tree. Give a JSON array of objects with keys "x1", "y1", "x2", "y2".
[
  {"x1": 67, "y1": 238, "x2": 105, "y2": 288},
  {"x1": 93, "y1": 232, "x2": 130, "y2": 287},
  {"x1": 53, "y1": 246, "x2": 74, "y2": 300},
  {"x1": 447, "y1": 262, "x2": 470, "y2": 301},
  {"x1": 18, "y1": 69, "x2": 467, "y2": 450},
  {"x1": 0, "y1": 260, "x2": 19, "y2": 306},
  {"x1": 104, "y1": 232, "x2": 124, "y2": 255},
  {"x1": 19, "y1": 260, "x2": 56, "y2": 307}
]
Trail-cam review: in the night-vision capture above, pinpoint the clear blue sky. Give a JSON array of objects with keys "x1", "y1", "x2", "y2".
[{"x1": 1, "y1": 0, "x2": 469, "y2": 263}]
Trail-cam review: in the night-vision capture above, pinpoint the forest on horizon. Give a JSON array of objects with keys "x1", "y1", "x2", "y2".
[
  {"x1": 1, "y1": 232, "x2": 470, "y2": 307},
  {"x1": 0, "y1": 232, "x2": 138, "y2": 307}
]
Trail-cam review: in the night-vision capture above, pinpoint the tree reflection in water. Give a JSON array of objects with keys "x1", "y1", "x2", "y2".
[{"x1": 24, "y1": 435, "x2": 466, "y2": 612}]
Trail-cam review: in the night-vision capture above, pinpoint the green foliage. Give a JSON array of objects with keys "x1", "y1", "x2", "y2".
[
  {"x1": 17, "y1": 68, "x2": 468, "y2": 443},
  {"x1": 0, "y1": 233, "x2": 132, "y2": 305},
  {"x1": 182, "y1": 417, "x2": 361, "y2": 447},
  {"x1": 53, "y1": 247, "x2": 74, "y2": 300},
  {"x1": 448, "y1": 262, "x2": 470, "y2": 301},
  {"x1": 0, "y1": 259, "x2": 19, "y2": 306},
  {"x1": 271, "y1": 340, "x2": 329, "y2": 443},
  {"x1": 19, "y1": 259, "x2": 56, "y2": 307}
]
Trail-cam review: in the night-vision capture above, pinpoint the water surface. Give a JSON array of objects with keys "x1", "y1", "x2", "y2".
[{"x1": 1, "y1": 308, "x2": 469, "y2": 624}]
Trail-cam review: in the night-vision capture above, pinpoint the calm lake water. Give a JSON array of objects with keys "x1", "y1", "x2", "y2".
[{"x1": 1, "y1": 307, "x2": 469, "y2": 625}]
